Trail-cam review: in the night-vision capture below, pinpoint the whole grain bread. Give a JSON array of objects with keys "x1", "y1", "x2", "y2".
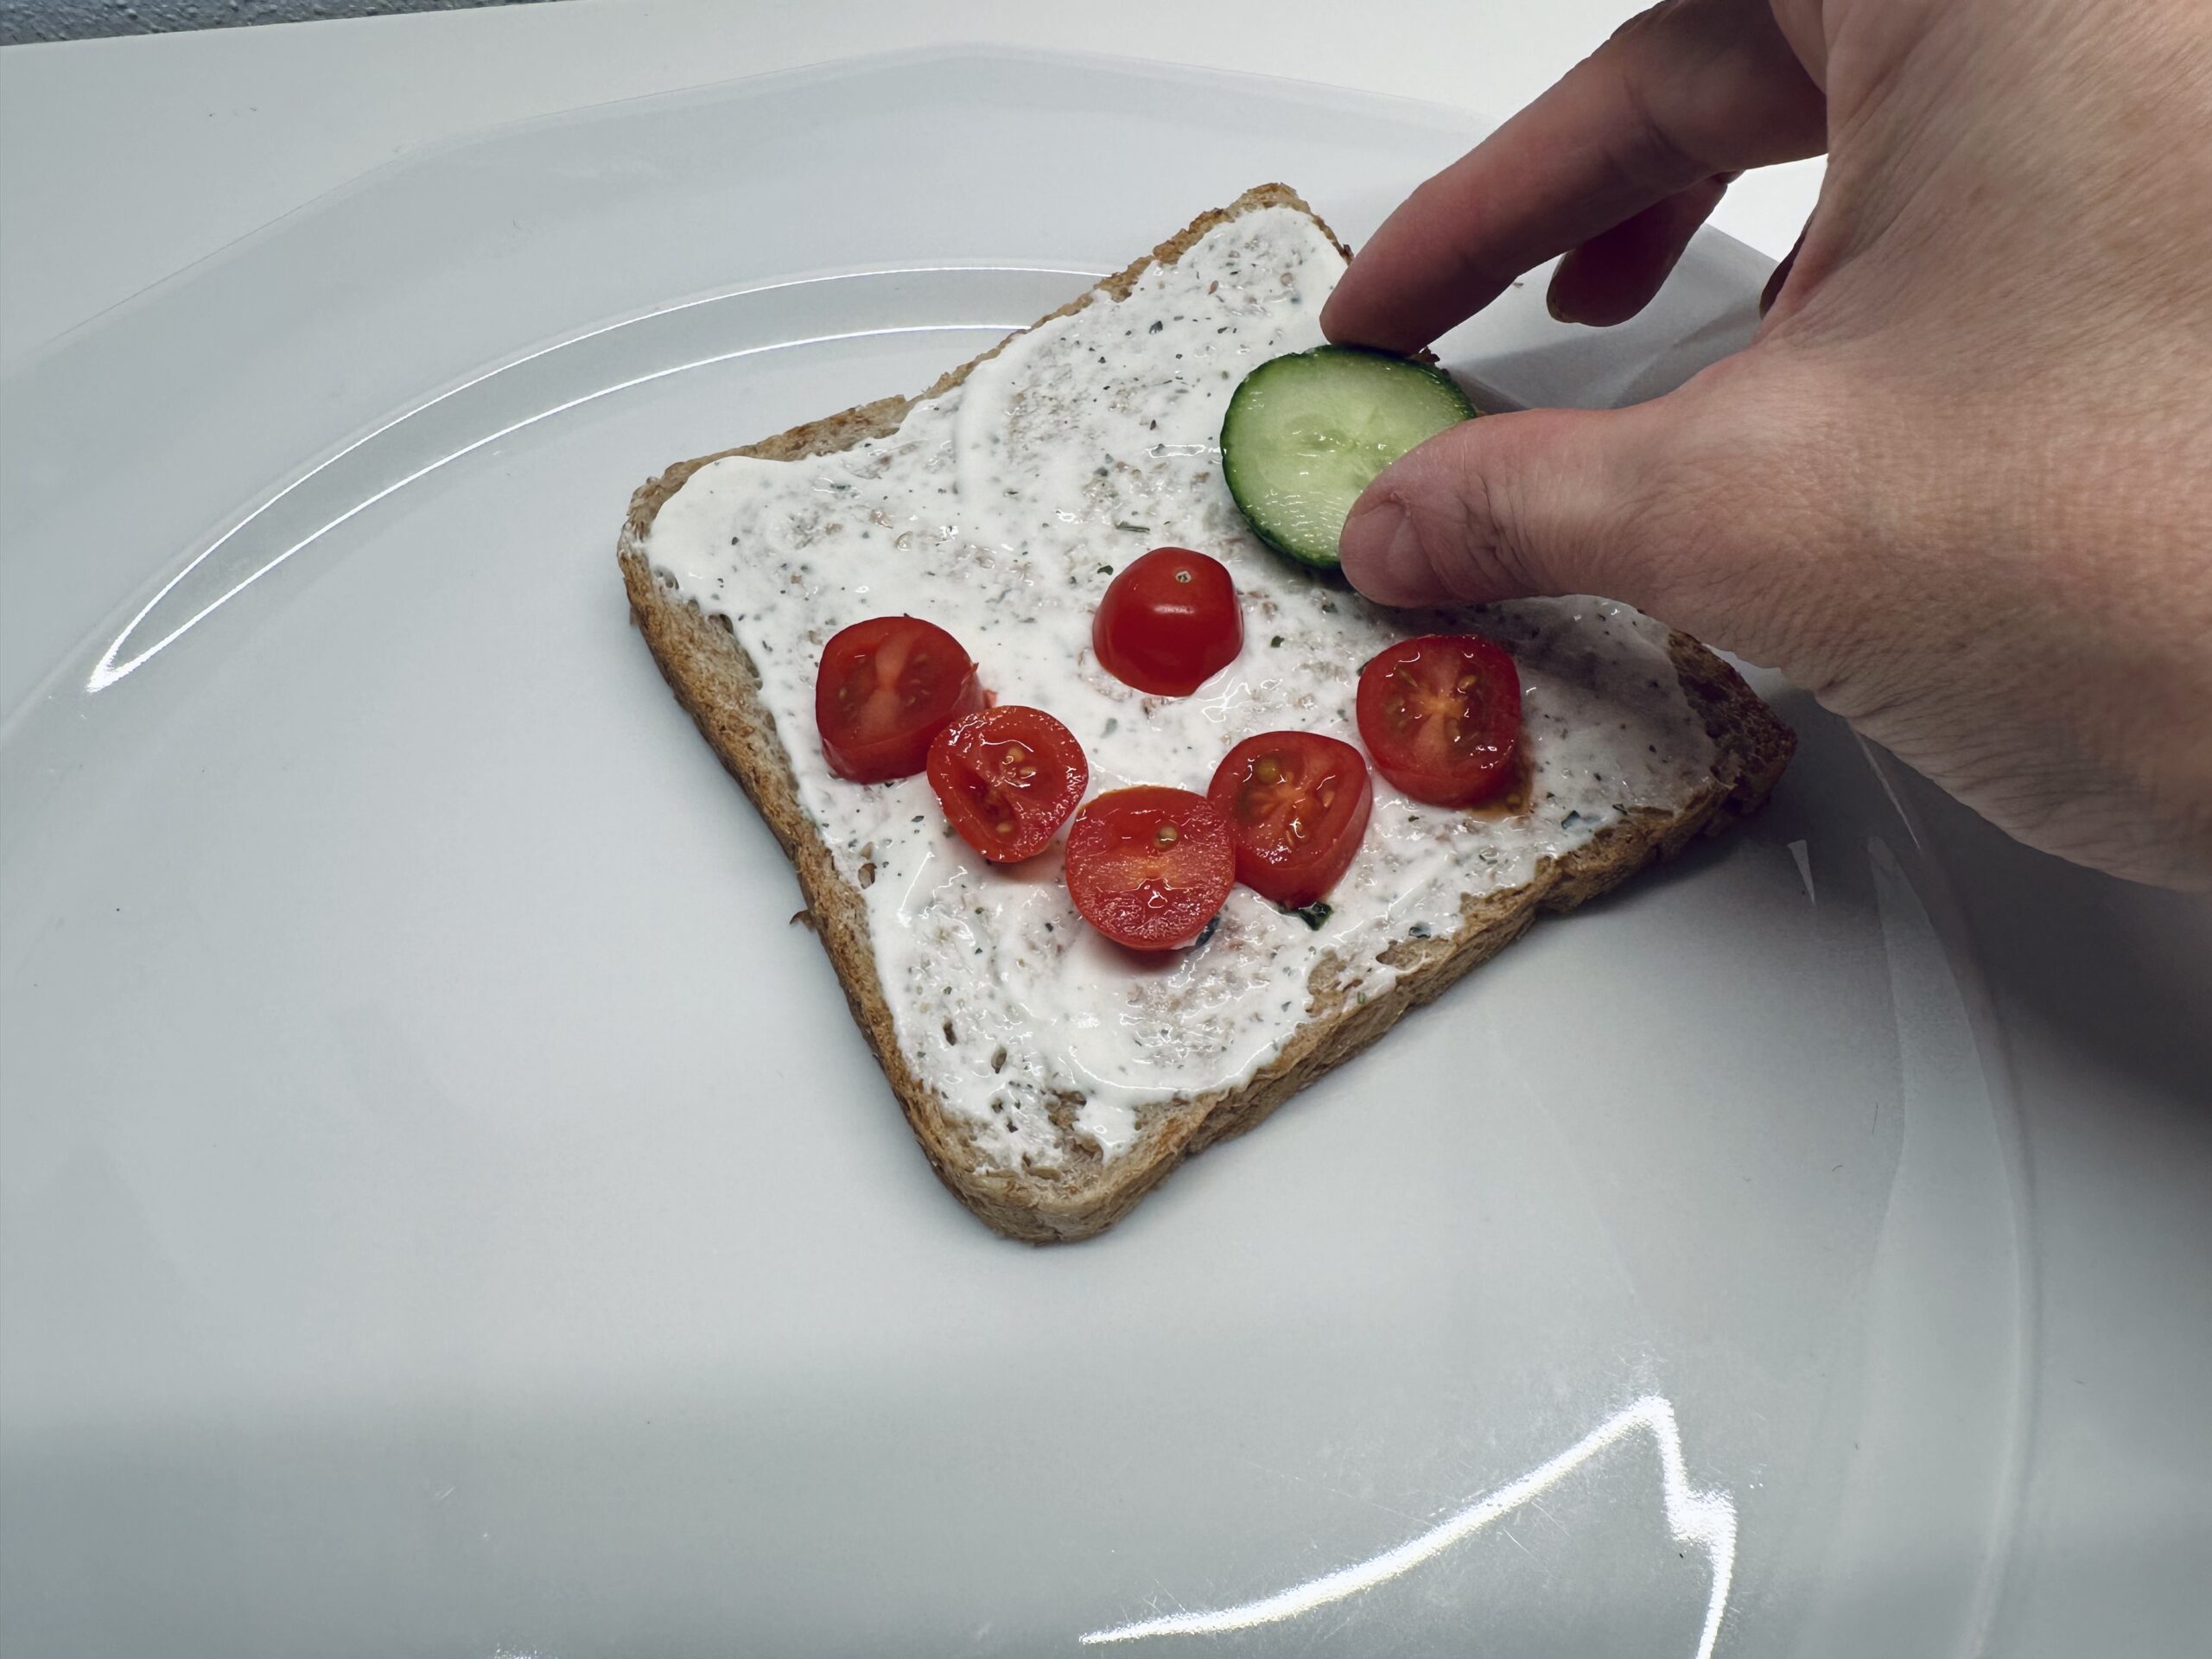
[{"x1": 618, "y1": 184, "x2": 1795, "y2": 1243}]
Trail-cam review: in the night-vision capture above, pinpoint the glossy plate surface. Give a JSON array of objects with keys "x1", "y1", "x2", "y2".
[{"x1": 2, "y1": 50, "x2": 2031, "y2": 1657}]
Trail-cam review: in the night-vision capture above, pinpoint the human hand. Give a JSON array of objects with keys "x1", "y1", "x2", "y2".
[{"x1": 1322, "y1": 0, "x2": 2212, "y2": 888}]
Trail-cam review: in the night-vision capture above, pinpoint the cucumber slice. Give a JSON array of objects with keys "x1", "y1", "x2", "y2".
[{"x1": 1221, "y1": 346, "x2": 1477, "y2": 570}]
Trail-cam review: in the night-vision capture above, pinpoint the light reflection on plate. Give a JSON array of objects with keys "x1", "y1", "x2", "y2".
[{"x1": 1081, "y1": 1393, "x2": 1735, "y2": 1657}]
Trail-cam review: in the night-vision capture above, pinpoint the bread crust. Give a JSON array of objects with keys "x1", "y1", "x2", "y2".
[{"x1": 617, "y1": 184, "x2": 1795, "y2": 1242}]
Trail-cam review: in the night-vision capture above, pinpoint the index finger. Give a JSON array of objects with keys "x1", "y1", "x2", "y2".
[{"x1": 1321, "y1": 0, "x2": 1825, "y2": 353}]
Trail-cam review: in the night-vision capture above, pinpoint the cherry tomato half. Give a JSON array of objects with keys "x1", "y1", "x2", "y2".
[
  {"x1": 1063, "y1": 786, "x2": 1236, "y2": 951},
  {"x1": 1355, "y1": 633, "x2": 1522, "y2": 806},
  {"x1": 1093, "y1": 547, "x2": 1243, "y2": 696},
  {"x1": 815, "y1": 615, "x2": 983, "y2": 783},
  {"x1": 926, "y1": 706, "x2": 1089, "y2": 864},
  {"x1": 1206, "y1": 732, "x2": 1373, "y2": 908}
]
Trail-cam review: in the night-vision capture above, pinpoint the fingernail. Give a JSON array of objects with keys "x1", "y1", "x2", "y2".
[
  {"x1": 1339, "y1": 497, "x2": 1432, "y2": 605},
  {"x1": 1544, "y1": 270, "x2": 1589, "y2": 327}
]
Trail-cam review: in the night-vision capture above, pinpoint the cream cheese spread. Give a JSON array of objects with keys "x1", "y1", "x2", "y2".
[{"x1": 642, "y1": 205, "x2": 1715, "y2": 1171}]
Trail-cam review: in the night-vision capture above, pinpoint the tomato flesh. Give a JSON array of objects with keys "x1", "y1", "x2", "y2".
[
  {"x1": 1064, "y1": 786, "x2": 1236, "y2": 950},
  {"x1": 1207, "y1": 732, "x2": 1373, "y2": 907},
  {"x1": 815, "y1": 615, "x2": 983, "y2": 783},
  {"x1": 1093, "y1": 547, "x2": 1243, "y2": 696},
  {"x1": 927, "y1": 706, "x2": 1088, "y2": 863},
  {"x1": 1355, "y1": 633, "x2": 1522, "y2": 806}
]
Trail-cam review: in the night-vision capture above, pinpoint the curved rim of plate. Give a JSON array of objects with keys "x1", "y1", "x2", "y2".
[{"x1": 2, "y1": 41, "x2": 1776, "y2": 377}]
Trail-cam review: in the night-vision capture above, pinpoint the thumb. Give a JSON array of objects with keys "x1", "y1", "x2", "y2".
[{"x1": 1338, "y1": 401, "x2": 1708, "y2": 614}]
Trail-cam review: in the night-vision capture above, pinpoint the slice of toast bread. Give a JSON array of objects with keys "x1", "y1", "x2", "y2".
[{"x1": 618, "y1": 184, "x2": 1795, "y2": 1243}]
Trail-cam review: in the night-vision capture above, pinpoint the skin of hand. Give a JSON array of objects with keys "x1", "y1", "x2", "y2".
[{"x1": 1322, "y1": 0, "x2": 2212, "y2": 889}]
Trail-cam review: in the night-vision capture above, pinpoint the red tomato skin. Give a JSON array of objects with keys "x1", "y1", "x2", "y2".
[
  {"x1": 1063, "y1": 786, "x2": 1236, "y2": 951},
  {"x1": 926, "y1": 706, "x2": 1089, "y2": 864},
  {"x1": 1206, "y1": 733, "x2": 1373, "y2": 908},
  {"x1": 815, "y1": 616, "x2": 983, "y2": 783},
  {"x1": 1092, "y1": 548, "x2": 1243, "y2": 696},
  {"x1": 1355, "y1": 634, "x2": 1522, "y2": 807}
]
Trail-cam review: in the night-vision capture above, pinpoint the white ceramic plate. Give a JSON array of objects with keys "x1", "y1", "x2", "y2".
[{"x1": 2, "y1": 47, "x2": 2194, "y2": 1658}]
